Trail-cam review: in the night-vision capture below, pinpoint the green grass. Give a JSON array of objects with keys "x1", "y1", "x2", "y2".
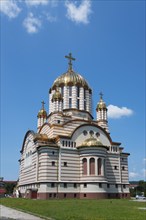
[{"x1": 0, "y1": 198, "x2": 146, "y2": 220}]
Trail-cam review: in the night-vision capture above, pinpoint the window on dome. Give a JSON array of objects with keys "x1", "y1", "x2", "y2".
[
  {"x1": 77, "y1": 99, "x2": 80, "y2": 109},
  {"x1": 61, "y1": 87, "x2": 64, "y2": 96},
  {"x1": 77, "y1": 87, "x2": 80, "y2": 97},
  {"x1": 83, "y1": 130, "x2": 87, "y2": 136},
  {"x1": 69, "y1": 98, "x2": 72, "y2": 108},
  {"x1": 84, "y1": 100, "x2": 86, "y2": 110},
  {"x1": 89, "y1": 130, "x2": 94, "y2": 136},
  {"x1": 69, "y1": 86, "x2": 72, "y2": 96}
]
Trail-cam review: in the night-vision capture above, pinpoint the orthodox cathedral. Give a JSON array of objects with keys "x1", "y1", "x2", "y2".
[{"x1": 18, "y1": 53, "x2": 130, "y2": 199}]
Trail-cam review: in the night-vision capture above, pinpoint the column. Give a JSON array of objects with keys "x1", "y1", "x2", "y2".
[
  {"x1": 72, "y1": 86, "x2": 77, "y2": 108},
  {"x1": 80, "y1": 87, "x2": 84, "y2": 110},
  {"x1": 64, "y1": 86, "x2": 68, "y2": 109},
  {"x1": 87, "y1": 158, "x2": 90, "y2": 176}
]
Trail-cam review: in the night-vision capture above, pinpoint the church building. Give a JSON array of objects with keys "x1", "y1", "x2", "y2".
[{"x1": 18, "y1": 53, "x2": 130, "y2": 199}]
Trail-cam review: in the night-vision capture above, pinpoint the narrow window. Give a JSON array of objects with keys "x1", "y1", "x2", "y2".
[
  {"x1": 115, "y1": 184, "x2": 118, "y2": 188},
  {"x1": 61, "y1": 87, "x2": 64, "y2": 96},
  {"x1": 69, "y1": 98, "x2": 72, "y2": 108},
  {"x1": 62, "y1": 140, "x2": 64, "y2": 146},
  {"x1": 77, "y1": 87, "x2": 80, "y2": 97},
  {"x1": 98, "y1": 158, "x2": 102, "y2": 175},
  {"x1": 51, "y1": 183, "x2": 55, "y2": 188},
  {"x1": 64, "y1": 162, "x2": 67, "y2": 167},
  {"x1": 84, "y1": 194, "x2": 86, "y2": 197},
  {"x1": 74, "y1": 183, "x2": 77, "y2": 188},
  {"x1": 122, "y1": 166, "x2": 125, "y2": 171},
  {"x1": 64, "y1": 183, "x2": 67, "y2": 188},
  {"x1": 89, "y1": 158, "x2": 95, "y2": 175},
  {"x1": 77, "y1": 99, "x2": 80, "y2": 109},
  {"x1": 99, "y1": 183, "x2": 102, "y2": 188},
  {"x1": 52, "y1": 161, "x2": 55, "y2": 166},
  {"x1": 114, "y1": 166, "x2": 118, "y2": 170},
  {"x1": 69, "y1": 86, "x2": 72, "y2": 96},
  {"x1": 107, "y1": 184, "x2": 110, "y2": 188},
  {"x1": 82, "y1": 158, "x2": 87, "y2": 175},
  {"x1": 74, "y1": 194, "x2": 76, "y2": 198},
  {"x1": 84, "y1": 183, "x2": 87, "y2": 188}
]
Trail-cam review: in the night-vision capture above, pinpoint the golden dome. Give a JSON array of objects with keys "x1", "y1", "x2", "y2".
[
  {"x1": 79, "y1": 137, "x2": 103, "y2": 147},
  {"x1": 37, "y1": 101, "x2": 47, "y2": 118},
  {"x1": 52, "y1": 70, "x2": 90, "y2": 89},
  {"x1": 52, "y1": 89, "x2": 63, "y2": 102},
  {"x1": 96, "y1": 92, "x2": 107, "y2": 110},
  {"x1": 37, "y1": 109, "x2": 47, "y2": 118}
]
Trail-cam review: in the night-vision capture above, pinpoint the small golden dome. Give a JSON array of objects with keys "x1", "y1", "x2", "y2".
[
  {"x1": 52, "y1": 89, "x2": 63, "y2": 102},
  {"x1": 37, "y1": 101, "x2": 47, "y2": 118},
  {"x1": 37, "y1": 109, "x2": 47, "y2": 118},
  {"x1": 96, "y1": 92, "x2": 107, "y2": 110},
  {"x1": 52, "y1": 70, "x2": 90, "y2": 89},
  {"x1": 80, "y1": 137, "x2": 103, "y2": 147}
]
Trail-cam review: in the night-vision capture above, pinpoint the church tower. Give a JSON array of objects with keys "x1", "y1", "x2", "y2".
[
  {"x1": 37, "y1": 101, "x2": 47, "y2": 131},
  {"x1": 96, "y1": 93, "x2": 109, "y2": 133}
]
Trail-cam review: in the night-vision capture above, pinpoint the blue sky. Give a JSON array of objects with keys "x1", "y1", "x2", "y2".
[{"x1": 0, "y1": 0, "x2": 145, "y2": 181}]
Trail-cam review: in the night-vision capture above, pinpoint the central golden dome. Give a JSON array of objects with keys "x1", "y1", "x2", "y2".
[
  {"x1": 52, "y1": 70, "x2": 90, "y2": 89},
  {"x1": 81, "y1": 136, "x2": 103, "y2": 147}
]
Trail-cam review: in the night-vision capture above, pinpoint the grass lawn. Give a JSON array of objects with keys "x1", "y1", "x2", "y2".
[{"x1": 0, "y1": 198, "x2": 146, "y2": 220}]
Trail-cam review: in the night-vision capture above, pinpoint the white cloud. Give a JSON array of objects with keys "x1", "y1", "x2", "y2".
[
  {"x1": 65, "y1": 0, "x2": 92, "y2": 24},
  {"x1": 0, "y1": 0, "x2": 21, "y2": 18},
  {"x1": 129, "y1": 172, "x2": 139, "y2": 178},
  {"x1": 46, "y1": 13, "x2": 57, "y2": 22},
  {"x1": 23, "y1": 13, "x2": 42, "y2": 34},
  {"x1": 107, "y1": 105, "x2": 133, "y2": 119},
  {"x1": 25, "y1": 0, "x2": 49, "y2": 6}
]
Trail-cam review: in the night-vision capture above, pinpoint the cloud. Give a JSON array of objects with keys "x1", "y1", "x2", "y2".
[
  {"x1": 45, "y1": 13, "x2": 57, "y2": 22},
  {"x1": 65, "y1": 0, "x2": 92, "y2": 24},
  {"x1": 25, "y1": 0, "x2": 49, "y2": 6},
  {"x1": 107, "y1": 105, "x2": 133, "y2": 119},
  {"x1": 0, "y1": 0, "x2": 21, "y2": 18},
  {"x1": 23, "y1": 13, "x2": 42, "y2": 34},
  {"x1": 129, "y1": 172, "x2": 139, "y2": 178}
]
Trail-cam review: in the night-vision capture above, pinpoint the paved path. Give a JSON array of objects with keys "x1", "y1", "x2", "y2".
[{"x1": 0, "y1": 205, "x2": 45, "y2": 220}]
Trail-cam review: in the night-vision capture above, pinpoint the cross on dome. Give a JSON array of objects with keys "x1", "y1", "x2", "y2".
[
  {"x1": 41, "y1": 101, "x2": 45, "y2": 110},
  {"x1": 65, "y1": 53, "x2": 76, "y2": 71},
  {"x1": 99, "y1": 92, "x2": 103, "y2": 99}
]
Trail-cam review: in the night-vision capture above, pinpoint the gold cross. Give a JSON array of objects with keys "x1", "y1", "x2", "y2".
[
  {"x1": 99, "y1": 92, "x2": 103, "y2": 99},
  {"x1": 65, "y1": 53, "x2": 76, "y2": 70},
  {"x1": 41, "y1": 101, "x2": 45, "y2": 109}
]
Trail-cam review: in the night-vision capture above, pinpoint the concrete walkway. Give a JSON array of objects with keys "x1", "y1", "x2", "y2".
[{"x1": 0, "y1": 205, "x2": 45, "y2": 220}]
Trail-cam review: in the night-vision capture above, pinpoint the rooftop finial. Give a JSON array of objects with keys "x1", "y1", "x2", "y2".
[
  {"x1": 99, "y1": 92, "x2": 103, "y2": 100},
  {"x1": 41, "y1": 101, "x2": 45, "y2": 110},
  {"x1": 65, "y1": 53, "x2": 76, "y2": 71}
]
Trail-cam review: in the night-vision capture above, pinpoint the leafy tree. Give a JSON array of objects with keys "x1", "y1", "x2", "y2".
[{"x1": 4, "y1": 182, "x2": 16, "y2": 194}]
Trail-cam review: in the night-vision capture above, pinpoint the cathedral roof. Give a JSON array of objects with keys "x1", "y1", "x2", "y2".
[{"x1": 52, "y1": 70, "x2": 90, "y2": 90}]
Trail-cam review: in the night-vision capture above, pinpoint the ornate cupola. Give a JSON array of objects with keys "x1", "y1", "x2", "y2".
[
  {"x1": 96, "y1": 92, "x2": 109, "y2": 133},
  {"x1": 49, "y1": 53, "x2": 92, "y2": 116},
  {"x1": 51, "y1": 87, "x2": 63, "y2": 112},
  {"x1": 37, "y1": 101, "x2": 47, "y2": 131}
]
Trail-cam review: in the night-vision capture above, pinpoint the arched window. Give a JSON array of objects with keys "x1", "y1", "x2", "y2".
[
  {"x1": 82, "y1": 158, "x2": 87, "y2": 175},
  {"x1": 89, "y1": 158, "x2": 95, "y2": 175},
  {"x1": 98, "y1": 158, "x2": 102, "y2": 175}
]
